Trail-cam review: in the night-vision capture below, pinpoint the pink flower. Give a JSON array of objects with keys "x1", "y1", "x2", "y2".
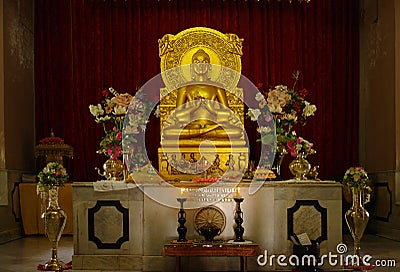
[
  {"x1": 264, "y1": 114, "x2": 272, "y2": 122},
  {"x1": 287, "y1": 140, "x2": 297, "y2": 157},
  {"x1": 299, "y1": 88, "x2": 308, "y2": 98},
  {"x1": 115, "y1": 146, "x2": 122, "y2": 158},
  {"x1": 116, "y1": 131, "x2": 122, "y2": 140}
]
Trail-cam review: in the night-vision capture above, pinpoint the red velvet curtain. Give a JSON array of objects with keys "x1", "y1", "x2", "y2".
[{"x1": 35, "y1": 0, "x2": 359, "y2": 181}]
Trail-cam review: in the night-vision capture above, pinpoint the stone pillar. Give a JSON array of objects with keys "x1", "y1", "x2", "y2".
[
  {"x1": 359, "y1": 0, "x2": 400, "y2": 240},
  {"x1": 0, "y1": 0, "x2": 35, "y2": 243}
]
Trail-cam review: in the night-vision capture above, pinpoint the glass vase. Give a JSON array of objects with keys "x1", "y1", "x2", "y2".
[
  {"x1": 42, "y1": 186, "x2": 67, "y2": 271},
  {"x1": 345, "y1": 187, "x2": 369, "y2": 256},
  {"x1": 288, "y1": 153, "x2": 311, "y2": 180}
]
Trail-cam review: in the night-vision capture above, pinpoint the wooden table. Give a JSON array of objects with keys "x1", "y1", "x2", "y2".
[{"x1": 163, "y1": 242, "x2": 261, "y2": 272}]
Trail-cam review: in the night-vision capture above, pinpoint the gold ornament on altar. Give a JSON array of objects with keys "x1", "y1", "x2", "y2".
[
  {"x1": 157, "y1": 27, "x2": 248, "y2": 181},
  {"x1": 287, "y1": 136, "x2": 315, "y2": 180},
  {"x1": 345, "y1": 187, "x2": 369, "y2": 257},
  {"x1": 35, "y1": 130, "x2": 73, "y2": 175},
  {"x1": 96, "y1": 157, "x2": 124, "y2": 181},
  {"x1": 342, "y1": 167, "x2": 372, "y2": 257},
  {"x1": 37, "y1": 162, "x2": 69, "y2": 271},
  {"x1": 289, "y1": 152, "x2": 311, "y2": 180},
  {"x1": 194, "y1": 206, "x2": 226, "y2": 242}
]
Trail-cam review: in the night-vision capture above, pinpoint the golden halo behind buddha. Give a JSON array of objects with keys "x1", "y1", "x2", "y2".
[{"x1": 159, "y1": 27, "x2": 243, "y2": 92}]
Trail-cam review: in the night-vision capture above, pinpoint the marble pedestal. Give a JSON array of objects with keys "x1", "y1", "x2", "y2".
[{"x1": 72, "y1": 181, "x2": 342, "y2": 271}]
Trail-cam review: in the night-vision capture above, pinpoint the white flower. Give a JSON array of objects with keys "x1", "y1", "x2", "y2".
[
  {"x1": 113, "y1": 105, "x2": 127, "y2": 115},
  {"x1": 256, "y1": 126, "x2": 271, "y2": 134},
  {"x1": 303, "y1": 102, "x2": 317, "y2": 117},
  {"x1": 140, "y1": 123, "x2": 147, "y2": 132},
  {"x1": 89, "y1": 104, "x2": 104, "y2": 117},
  {"x1": 109, "y1": 87, "x2": 119, "y2": 96},
  {"x1": 274, "y1": 85, "x2": 288, "y2": 92},
  {"x1": 125, "y1": 125, "x2": 140, "y2": 134},
  {"x1": 97, "y1": 116, "x2": 111, "y2": 123},
  {"x1": 268, "y1": 103, "x2": 283, "y2": 114},
  {"x1": 282, "y1": 113, "x2": 297, "y2": 122},
  {"x1": 255, "y1": 92, "x2": 265, "y2": 102},
  {"x1": 259, "y1": 100, "x2": 267, "y2": 109},
  {"x1": 247, "y1": 108, "x2": 261, "y2": 121},
  {"x1": 154, "y1": 105, "x2": 160, "y2": 118}
]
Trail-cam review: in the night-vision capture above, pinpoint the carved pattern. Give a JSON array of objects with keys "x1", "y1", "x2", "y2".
[
  {"x1": 158, "y1": 34, "x2": 175, "y2": 57},
  {"x1": 160, "y1": 28, "x2": 242, "y2": 91},
  {"x1": 226, "y1": 33, "x2": 244, "y2": 55}
]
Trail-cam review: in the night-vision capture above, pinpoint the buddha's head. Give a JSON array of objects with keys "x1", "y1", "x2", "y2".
[
  {"x1": 192, "y1": 49, "x2": 210, "y2": 63},
  {"x1": 191, "y1": 49, "x2": 212, "y2": 80}
]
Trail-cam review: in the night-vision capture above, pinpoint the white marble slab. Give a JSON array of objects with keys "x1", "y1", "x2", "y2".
[{"x1": 72, "y1": 181, "x2": 342, "y2": 271}]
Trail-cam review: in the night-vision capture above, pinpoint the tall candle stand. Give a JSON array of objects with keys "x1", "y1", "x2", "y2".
[
  {"x1": 233, "y1": 197, "x2": 245, "y2": 242},
  {"x1": 176, "y1": 198, "x2": 187, "y2": 242}
]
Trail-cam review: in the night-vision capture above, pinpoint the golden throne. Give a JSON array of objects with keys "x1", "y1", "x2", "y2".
[{"x1": 157, "y1": 27, "x2": 248, "y2": 181}]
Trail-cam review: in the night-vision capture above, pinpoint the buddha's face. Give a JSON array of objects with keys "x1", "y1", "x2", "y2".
[{"x1": 192, "y1": 52, "x2": 211, "y2": 76}]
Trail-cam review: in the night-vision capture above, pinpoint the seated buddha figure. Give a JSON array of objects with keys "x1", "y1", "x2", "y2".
[{"x1": 161, "y1": 49, "x2": 243, "y2": 143}]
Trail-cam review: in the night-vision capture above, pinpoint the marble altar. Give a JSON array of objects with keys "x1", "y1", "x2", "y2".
[{"x1": 72, "y1": 181, "x2": 342, "y2": 271}]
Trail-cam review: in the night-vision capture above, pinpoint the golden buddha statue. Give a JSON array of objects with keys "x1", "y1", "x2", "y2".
[
  {"x1": 157, "y1": 27, "x2": 248, "y2": 181},
  {"x1": 161, "y1": 49, "x2": 243, "y2": 142}
]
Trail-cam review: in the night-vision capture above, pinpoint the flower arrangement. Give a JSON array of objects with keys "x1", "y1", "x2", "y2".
[
  {"x1": 247, "y1": 71, "x2": 317, "y2": 146},
  {"x1": 89, "y1": 87, "x2": 154, "y2": 160},
  {"x1": 37, "y1": 162, "x2": 69, "y2": 186},
  {"x1": 89, "y1": 88, "x2": 132, "y2": 159},
  {"x1": 342, "y1": 167, "x2": 372, "y2": 191},
  {"x1": 39, "y1": 132, "x2": 64, "y2": 144},
  {"x1": 286, "y1": 134, "x2": 315, "y2": 157},
  {"x1": 89, "y1": 87, "x2": 133, "y2": 159}
]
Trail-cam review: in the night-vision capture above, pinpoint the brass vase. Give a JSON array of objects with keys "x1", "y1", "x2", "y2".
[
  {"x1": 289, "y1": 153, "x2": 311, "y2": 180},
  {"x1": 42, "y1": 186, "x2": 67, "y2": 271},
  {"x1": 345, "y1": 187, "x2": 369, "y2": 256},
  {"x1": 96, "y1": 157, "x2": 124, "y2": 180}
]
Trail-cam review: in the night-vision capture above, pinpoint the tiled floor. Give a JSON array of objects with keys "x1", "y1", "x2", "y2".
[
  {"x1": 0, "y1": 235, "x2": 73, "y2": 272},
  {"x1": 0, "y1": 234, "x2": 399, "y2": 272},
  {"x1": 341, "y1": 234, "x2": 400, "y2": 272}
]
